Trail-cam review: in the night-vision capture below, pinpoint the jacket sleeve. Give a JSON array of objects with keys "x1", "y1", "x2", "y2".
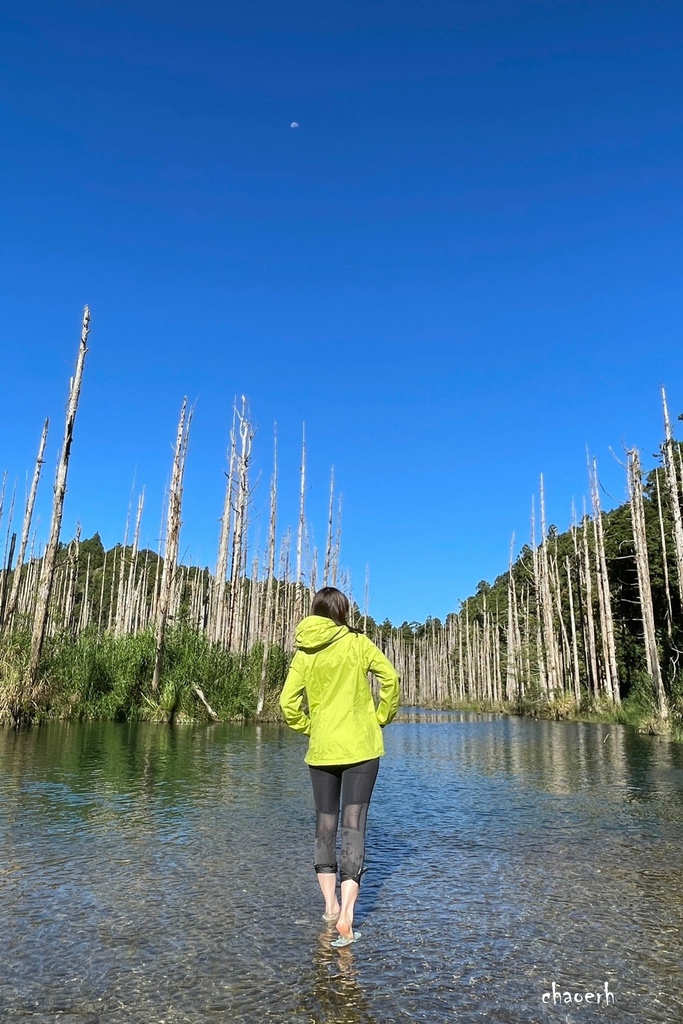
[
  {"x1": 364, "y1": 637, "x2": 400, "y2": 727},
  {"x1": 279, "y1": 652, "x2": 311, "y2": 736}
]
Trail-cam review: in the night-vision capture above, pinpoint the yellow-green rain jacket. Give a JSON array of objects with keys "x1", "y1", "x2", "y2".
[{"x1": 279, "y1": 615, "x2": 400, "y2": 766}]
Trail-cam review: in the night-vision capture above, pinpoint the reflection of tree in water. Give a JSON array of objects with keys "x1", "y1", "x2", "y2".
[{"x1": 296, "y1": 932, "x2": 381, "y2": 1024}]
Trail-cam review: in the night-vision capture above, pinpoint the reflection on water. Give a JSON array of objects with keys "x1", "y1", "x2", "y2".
[{"x1": 0, "y1": 715, "x2": 682, "y2": 1023}]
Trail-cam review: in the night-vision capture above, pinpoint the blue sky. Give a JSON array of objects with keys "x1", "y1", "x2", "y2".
[{"x1": 1, "y1": 0, "x2": 682, "y2": 624}]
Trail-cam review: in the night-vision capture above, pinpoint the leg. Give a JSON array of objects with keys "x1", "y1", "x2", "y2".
[
  {"x1": 317, "y1": 872, "x2": 339, "y2": 920},
  {"x1": 335, "y1": 878, "x2": 360, "y2": 940},
  {"x1": 335, "y1": 758, "x2": 379, "y2": 941},
  {"x1": 309, "y1": 765, "x2": 343, "y2": 919}
]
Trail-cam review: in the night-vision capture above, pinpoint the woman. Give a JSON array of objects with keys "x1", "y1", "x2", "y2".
[{"x1": 279, "y1": 586, "x2": 400, "y2": 947}]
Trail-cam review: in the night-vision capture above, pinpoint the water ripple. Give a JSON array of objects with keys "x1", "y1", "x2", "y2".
[{"x1": 0, "y1": 716, "x2": 682, "y2": 1022}]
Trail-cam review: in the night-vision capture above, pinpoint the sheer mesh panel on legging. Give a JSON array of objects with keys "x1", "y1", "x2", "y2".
[{"x1": 310, "y1": 758, "x2": 379, "y2": 884}]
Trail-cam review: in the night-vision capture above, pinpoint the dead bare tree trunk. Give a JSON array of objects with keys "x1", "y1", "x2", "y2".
[
  {"x1": 580, "y1": 505, "x2": 600, "y2": 698},
  {"x1": 505, "y1": 534, "x2": 520, "y2": 701},
  {"x1": 0, "y1": 532, "x2": 17, "y2": 627},
  {"x1": 309, "y1": 542, "x2": 318, "y2": 599},
  {"x1": 152, "y1": 399, "x2": 192, "y2": 693},
  {"x1": 457, "y1": 614, "x2": 465, "y2": 700},
  {"x1": 122, "y1": 490, "x2": 145, "y2": 634},
  {"x1": 566, "y1": 554, "x2": 582, "y2": 703},
  {"x1": 626, "y1": 447, "x2": 668, "y2": 722},
  {"x1": 257, "y1": 429, "x2": 278, "y2": 714},
  {"x1": 0, "y1": 478, "x2": 17, "y2": 623},
  {"x1": 278, "y1": 527, "x2": 292, "y2": 648},
  {"x1": 539, "y1": 477, "x2": 560, "y2": 694},
  {"x1": 97, "y1": 549, "x2": 107, "y2": 635},
  {"x1": 331, "y1": 493, "x2": 342, "y2": 587},
  {"x1": 78, "y1": 552, "x2": 92, "y2": 633},
  {"x1": 3, "y1": 419, "x2": 49, "y2": 630},
  {"x1": 0, "y1": 473, "x2": 7, "y2": 544},
  {"x1": 551, "y1": 543, "x2": 571, "y2": 698},
  {"x1": 655, "y1": 470, "x2": 674, "y2": 637},
  {"x1": 590, "y1": 457, "x2": 619, "y2": 703},
  {"x1": 151, "y1": 499, "x2": 166, "y2": 626},
  {"x1": 661, "y1": 386, "x2": 683, "y2": 599},
  {"x1": 27, "y1": 307, "x2": 90, "y2": 697},
  {"x1": 212, "y1": 404, "x2": 237, "y2": 645},
  {"x1": 530, "y1": 497, "x2": 548, "y2": 694},
  {"x1": 323, "y1": 467, "x2": 335, "y2": 587},
  {"x1": 107, "y1": 548, "x2": 117, "y2": 632},
  {"x1": 464, "y1": 601, "x2": 473, "y2": 698},
  {"x1": 493, "y1": 600, "x2": 502, "y2": 702},
  {"x1": 227, "y1": 399, "x2": 253, "y2": 651},
  {"x1": 363, "y1": 564, "x2": 370, "y2": 634},
  {"x1": 294, "y1": 424, "x2": 306, "y2": 624},
  {"x1": 114, "y1": 494, "x2": 132, "y2": 637}
]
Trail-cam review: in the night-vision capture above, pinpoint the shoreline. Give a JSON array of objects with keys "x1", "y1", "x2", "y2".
[{"x1": 2, "y1": 696, "x2": 680, "y2": 742}]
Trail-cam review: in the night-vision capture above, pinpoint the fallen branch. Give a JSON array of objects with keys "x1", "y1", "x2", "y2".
[{"x1": 193, "y1": 686, "x2": 220, "y2": 722}]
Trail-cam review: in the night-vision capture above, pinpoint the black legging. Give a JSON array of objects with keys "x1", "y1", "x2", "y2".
[{"x1": 309, "y1": 758, "x2": 380, "y2": 885}]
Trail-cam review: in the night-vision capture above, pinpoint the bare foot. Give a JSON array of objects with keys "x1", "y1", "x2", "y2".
[
  {"x1": 335, "y1": 912, "x2": 354, "y2": 940},
  {"x1": 322, "y1": 901, "x2": 340, "y2": 922}
]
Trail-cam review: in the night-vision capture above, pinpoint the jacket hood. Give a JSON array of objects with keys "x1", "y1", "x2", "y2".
[{"x1": 295, "y1": 615, "x2": 348, "y2": 653}]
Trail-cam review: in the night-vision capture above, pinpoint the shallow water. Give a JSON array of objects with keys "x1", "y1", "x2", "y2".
[{"x1": 0, "y1": 713, "x2": 682, "y2": 1023}]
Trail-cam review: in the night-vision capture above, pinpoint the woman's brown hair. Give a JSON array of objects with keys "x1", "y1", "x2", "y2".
[{"x1": 310, "y1": 587, "x2": 350, "y2": 627}]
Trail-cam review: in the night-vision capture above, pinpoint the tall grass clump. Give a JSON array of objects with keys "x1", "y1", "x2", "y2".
[
  {"x1": 0, "y1": 627, "x2": 291, "y2": 724},
  {"x1": 0, "y1": 631, "x2": 34, "y2": 725},
  {"x1": 44, "y1": 628, "x2": 156, "y2": 721},
  {"x1": 152, "y1": 628, "x2": 270, "y2": 722}
]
